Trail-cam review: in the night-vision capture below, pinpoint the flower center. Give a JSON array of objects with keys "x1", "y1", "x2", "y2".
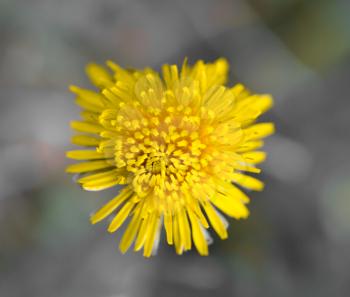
[
  {"x1": 100, "y1": 102, "x2": 227, "y2": 210},
  {"x1": 145, "y1": 154, "x2": 167, "y2": 174}
]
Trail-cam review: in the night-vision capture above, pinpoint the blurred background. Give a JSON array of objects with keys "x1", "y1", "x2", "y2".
[{"x1": 1, "y1": 0, "x2": 350, "y2": 296}]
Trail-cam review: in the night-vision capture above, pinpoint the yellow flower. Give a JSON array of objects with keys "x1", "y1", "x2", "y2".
[{"x1": 66, "y1": 58, "x2": 274, "y2": 257}]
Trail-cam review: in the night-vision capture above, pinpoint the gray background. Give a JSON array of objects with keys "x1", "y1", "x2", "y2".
[{"x1": 1, "y1": 0, "x2": 350, "y2": 296}]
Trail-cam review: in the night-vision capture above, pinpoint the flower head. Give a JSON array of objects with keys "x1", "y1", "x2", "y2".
[{"x1": 66, "y1": 58, "x2": 274, "y2": 257}]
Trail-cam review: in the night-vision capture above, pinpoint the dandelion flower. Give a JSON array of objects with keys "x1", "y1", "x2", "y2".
[{"x1": 66, "y1": 58, "x2": 274, "y2": 257}]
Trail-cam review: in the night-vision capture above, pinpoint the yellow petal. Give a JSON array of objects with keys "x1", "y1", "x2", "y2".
[
  {"x1": 178, "y1": 209, "x2": 191, "y2": 251},
  {"x1": 66, "y1": 150, "x2": 104, "y2": 160},
  {"x1": 66, "y1": 160, "x2": 112, "y2": 173},
  {"x1": 188, "y1": 210, "x2": 208, "y2": 256},
  {"x1": 143, "y1": 213, "x2": 160, "y2": 257},
  {"x1": 135, "y1": 73, "x2": 164, "y2": 107},
  {"x1": 134, "y1": 215, "x2": 150, "y2": 251},
  {"x1": 71, "y1": 135, "x2": 101, "y2": 146},
  {"x1": 77, "y1": 169, "x2": 116, "y2": 182},
  {"x1": 75, "y1": 97, "x2": 104, "y2": 113},
  {"x1": 90, "y1": 186, "x2": 133, "y2": 224},
  {"x1": 234, "y1": 163, "x2": 261, "y2": 173},
  {"x1": 244, "y1": 123, "x2": 275, "y2": 141},
  {"x1": 211, "y1": 58, "x2": 229, "y2": 85},
  {"x1": 80, "y1": 111, "x2": 100, "y2": 123},
  {"x1": 85, "y1": 63, "x2": 114, "y2": 89},
  {"x1": 70, "y1": 121, "x2": 103, "y2": 134},
  {"x1": 236, "y1": 140, "x2": 264, "y2": 153},
  {"x1": 108, "y1": 201, "x2": 134, "y2": 233},
  {"x1": 164, "y1": 212, "x2": 173, "y2": 245},
  {"x1": 119, "y1": 208, "x2": 142, "y2": 254},
  {"x1": 180, "y1": 57, "x2": 189, "y2": 79},
  {"x1": 193, "y1": 201, "x2": 209, "y2": 229},
  {"x1": 214, "y1": 179, "x2": 250, "y2": 203},
  {"x1": 202, "y1": 202, "x2": 228, "y2": 239},
  {"x1": 231, "y1": 173, "x2": 264, "y2": 191},
  {"x1": 173, "y1": 213, "x2": 183, "y2": 255},
  {"x1": 70, "y1": 85, "x2": 106, "y2": 105},
  {"x1": 231, "y1": 83, "x2": 252, "y2": 103},
  {"x1": 210, "y1": 193, "x2": 249, "y2": 219},
  {"x1": 255, "y1": 94, "x2": 273, "y2": 114},
  {"x1": 189, "y1": 58, "x2": 229, "y2": 93},
  {"x1": 242, "y1": 151, "x2": 266, "y2": 164},
  {"x1": 162, "y1": 64, "x2": 179, "y2": 90},
  {"x1": 106, "y1": 60, "x2": 137, "y2": 86},
  {"x1": 82, "y1": 178, "x2": 123, "y2": 191}
]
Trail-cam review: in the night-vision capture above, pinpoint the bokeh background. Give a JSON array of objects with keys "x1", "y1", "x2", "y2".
[{"x1": 1, "y1": 0, "x2": 350, "y2": 296}]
